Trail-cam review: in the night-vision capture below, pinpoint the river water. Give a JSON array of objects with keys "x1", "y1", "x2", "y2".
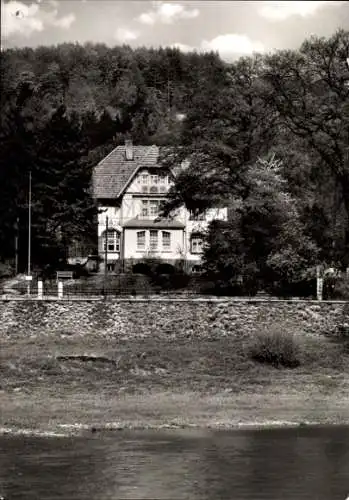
[{"x1": 0, "y1": 426, "x2": 348, "y2": 499}]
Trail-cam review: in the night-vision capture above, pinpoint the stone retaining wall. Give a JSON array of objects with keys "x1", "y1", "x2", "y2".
[{"x1": 0, "y1": 299, "x2": 348, "y2": 339}]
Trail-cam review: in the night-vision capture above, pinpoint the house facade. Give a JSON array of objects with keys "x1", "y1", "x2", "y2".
[{"x1": 93, "y1": 140, "x2": 227, "y2": 273}]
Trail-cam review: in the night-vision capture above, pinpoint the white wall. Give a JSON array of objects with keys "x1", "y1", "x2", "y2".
[
  {"x1": 123, "y1": 228, "x2": 185, "y2": 260},
  {"x1": 97, "y1": 167, "x2": 228, "y2": 266}
]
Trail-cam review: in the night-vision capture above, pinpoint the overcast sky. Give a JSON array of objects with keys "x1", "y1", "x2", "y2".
[{"x1": 2, "y1": 0, "x2": 349, "y2": 59}]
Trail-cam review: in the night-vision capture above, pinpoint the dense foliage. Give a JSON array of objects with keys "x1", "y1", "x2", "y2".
[
  {"x1": 0, "y1": 43, "x2": 226, "y2": 272},
  {"x1": 1, "y1": 31, "x2": 349, "y2": 292},
  {"x1": 161, "y1": 30, "x2": 349, "y2": 291}
]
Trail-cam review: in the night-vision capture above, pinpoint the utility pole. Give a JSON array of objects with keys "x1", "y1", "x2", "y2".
[
  {"x1": 14, "y1": 217, "x2": 19, "y2": 275},
  {"x1": 167, "y1": 77, "x2": 171, "y2": 123},
  {"x1": 27, "y1": 171, "x2": 32, "y2": 296}
]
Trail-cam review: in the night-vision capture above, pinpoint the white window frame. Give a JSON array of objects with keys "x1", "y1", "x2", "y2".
[
  {"x1": 190, "y1": 235, "x2": 203, "y2": 254},
  {"x1": 150, "y1": 174, "x2": 159, "y2": 185},
  {"x1": 140, "y1": 199, "x2": 162, "y2": 218},
  {"x1": 162, "y1": 231, "x2": 171, "y2": 251},
  {"x1": 150, "y1": 200, "x2": 160, "y2": 216},
  {"x1": 140, "y1": 173, "x2": 148, "y2": 185},
  {"x1": 137, "y1": 230, "x2": 146, "y2": 250},
  {"x1": 103, "y1": 229, "x2": 120, "y2": 253},
  {"x1": 149, "y1": 230, "x2": 158, "y2": 251},
  {"x1": 141, "y1": 200, "x2": 149, "y2": 217}
]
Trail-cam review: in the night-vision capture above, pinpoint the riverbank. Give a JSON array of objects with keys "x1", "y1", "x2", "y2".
[
  {"x1": 1, "y1": 388, "x2": 349, "y2": 437},
  {"x1": 1, "y1": 311, "x2": 349, "y2": 436}
]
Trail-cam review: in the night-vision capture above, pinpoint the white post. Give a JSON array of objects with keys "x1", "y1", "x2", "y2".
[
  {"x1": 38, "y1": 280, "x2": 43, "y2": 300},
  {"x1": 316, "y1": 265, "x2": 323, "y2": 301},
  {"x1": 58, "y1": 281, "x2": 63, "y2": 299}
]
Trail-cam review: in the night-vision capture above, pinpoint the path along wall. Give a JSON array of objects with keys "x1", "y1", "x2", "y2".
[{"x1": 0, "y1": 299, "x2": 348, "y2": 339}]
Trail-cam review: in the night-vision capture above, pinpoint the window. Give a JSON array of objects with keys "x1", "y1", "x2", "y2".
[
  {"x1": 140, "y1": 199, "x2": 161, "y2": 218},
  {"x1": 141, "y1": 200, "x2": 149, "y2": 217},
  {"x1": 140, "y1": 173, "x2": 148, "y2": 185},
  {"x1": 191, "y1": 265, "x2": 203, "y2": 274},
  {"x1": 159, "y1": 176, "x2": 167, "y2": 185},
  {"x1": 103, "y1": 230, "x2": 120, "y2": 252},
  {"x1": 189, "y1": 210, "x2": 206, "y2": 221},
  {"x1": 150, "y1": 174, "x2": 159, "y2": 185},
  {"x1": 162, "y1": 231, "x2": 171, "y2": 250},
  {"x1": 150, "y1": 230, "x2": 158, "y2": 251},
  {"x1": 191, "y1": 235, "x2": 203, "y2": 254},
  {"x1": 137, "y1": 231, "x2": 146, "y2": 250},
  {"x1": 150, "y1": 200, "x2": 159, "y2": 216}
]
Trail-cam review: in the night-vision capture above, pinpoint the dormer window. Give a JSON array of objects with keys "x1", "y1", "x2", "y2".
[{"x1": 140, "y1": 173, "x2": 148, "y2": 185}]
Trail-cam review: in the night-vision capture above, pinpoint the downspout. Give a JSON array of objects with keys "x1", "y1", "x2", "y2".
[
  {"x1": 183, "y1": 206, "x2": 188, "y2": 273},
  {"x1": 119, "y1": 198, "x2": 124, "y2": 272},
  {"x1": 183, "y1": 227, "x2": 187, "y2": 273}
]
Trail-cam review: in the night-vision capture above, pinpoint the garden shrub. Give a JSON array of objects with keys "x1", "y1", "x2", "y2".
[
  {"x1": 268, "y1": 278, "x2": 316, "y2": 298},
  {"x1": 247, "y1": 323, "x2": 301, "y2": 368},
  {"x1": 132, "y1": 262, "x2": 152, "y2": 276},
  {"x1": 324, "y1": 276, "x2": 349, "y2": 300},
  {"x1": 0, "y1": 262, "x2": 14, "y2": 278}
]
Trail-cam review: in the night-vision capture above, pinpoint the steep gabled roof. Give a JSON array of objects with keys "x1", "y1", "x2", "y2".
[{"x1": 93, "y1": 145, "x2": 162, "y2": 200}]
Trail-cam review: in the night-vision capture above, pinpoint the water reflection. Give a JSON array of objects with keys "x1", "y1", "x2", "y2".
[{"x1": 0, "y1": 426, "x2": 348, "y2": 499}]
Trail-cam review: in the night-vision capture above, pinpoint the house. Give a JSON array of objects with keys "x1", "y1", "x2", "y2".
[{"x1": 92, "y1": 139, "x2": 227, "y2": 273}]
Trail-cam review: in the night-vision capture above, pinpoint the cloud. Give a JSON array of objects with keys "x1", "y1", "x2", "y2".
[
  {"x1": 52, "y1": 13, "x2": 75, "y2": 29},
  {"x1": 2, "y1": 0, "x2": 76, "y2": 38},
  {"x1": 2, "y1": 1, "x2": 43, "y2": 36},
  {"x1": 170, "y1": 42, "x2": 195, "y2": 53},
  {"x1": 201, "y1": 34, "x2": 265, "y2": 60},
  {"x1": 137, "y1": 2, "x2": 199, "y2": 25},
  {"x1": 114, "y1": 27, "x2": 139, "y2": 42},
  {"x1": 169, "y1": 34, "x2": 265, "y2": 61},
  {"x1": 258, "y1": 1, "x2": 345, "y2": 21}
]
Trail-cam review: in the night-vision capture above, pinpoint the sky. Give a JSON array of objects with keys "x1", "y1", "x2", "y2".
[{"x1": 1, "y1": 0, "x2": 349, "y2": 59}]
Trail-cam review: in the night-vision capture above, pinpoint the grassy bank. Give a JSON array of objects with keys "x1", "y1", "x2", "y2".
[{"x1": 1, "y1": 321, "x2": 349, "y2": 435}]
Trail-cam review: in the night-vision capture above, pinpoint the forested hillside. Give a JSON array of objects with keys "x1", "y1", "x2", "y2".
[
  {"x1": 1, "y1": 31, "x2": 349, "y2": 290},
  {"x1": 0, "y1": 43, "x2": 226, "y2": 272}
]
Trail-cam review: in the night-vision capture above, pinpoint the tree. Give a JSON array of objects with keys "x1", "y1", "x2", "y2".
[
  {"x1": 30, "y1": 106, "x2": 97, "y2": 268},
  {"x1": 160, "y1": 54, "x2": 278, "y2": 217},
  {"x1": 0, "y1": 65, "x2": 36, "y2": 266},
  {"x1": 262, "y1": 29, "x2": 349, "y2": 266},
  {"x1": 202, "y1": 155, "x2": 319, "y2": 292}
]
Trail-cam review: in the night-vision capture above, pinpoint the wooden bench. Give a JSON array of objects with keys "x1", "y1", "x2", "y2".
[{"x1": 56, "y1": 271, "x2": 74, "y2": 281}]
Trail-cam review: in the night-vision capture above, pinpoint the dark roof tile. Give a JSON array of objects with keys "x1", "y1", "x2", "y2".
[{"x1": 93, "y1": 145, "x2": 163, "y2": 199}]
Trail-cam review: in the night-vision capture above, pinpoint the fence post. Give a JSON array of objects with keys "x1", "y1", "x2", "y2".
[
  {"x1": 316, "y1": 265, "x2": 323, "y2": 301},
  {"x1": 58, "y1": 280, "x2": 63, "y2": 299},
  {"x1": 38, "y1": 280, "x2": 43, "y2": 300}
]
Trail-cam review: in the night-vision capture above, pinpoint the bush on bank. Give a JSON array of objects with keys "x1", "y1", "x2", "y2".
[{"x1": 247, "y1": 324, "x2": 301, "y2": 368}]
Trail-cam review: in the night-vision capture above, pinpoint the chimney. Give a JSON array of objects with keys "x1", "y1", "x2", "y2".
[{"x1": 125, "y1": 139, "x2": 133, "y2": 161}]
